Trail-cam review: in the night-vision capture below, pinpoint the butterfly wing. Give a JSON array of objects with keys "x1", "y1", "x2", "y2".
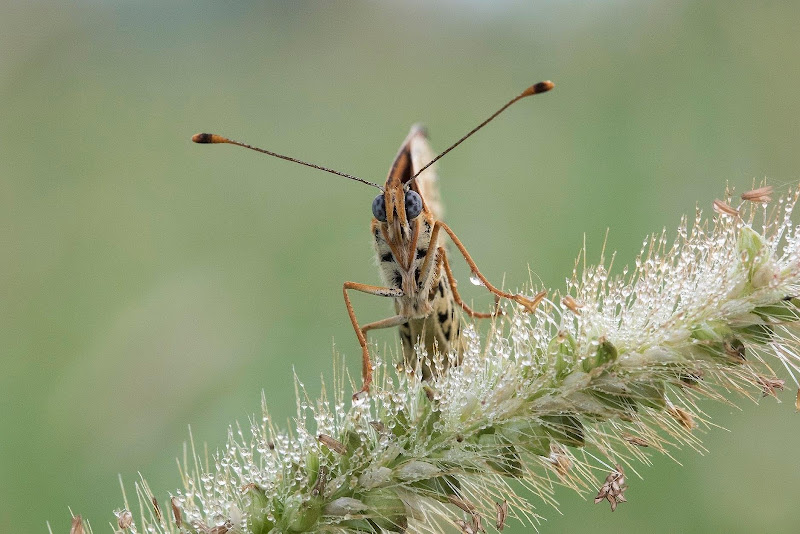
[{"x1": 407, "y1": 124, "x2": 444, "y2": 224}]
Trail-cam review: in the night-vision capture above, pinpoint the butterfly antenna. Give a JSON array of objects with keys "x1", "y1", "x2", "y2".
[
  {"x1": 191, "y1": 133, "x2": 383, "y2": 190},
  {"x1": 410, "y1": 80, "x2": 554, "y2": 182}
]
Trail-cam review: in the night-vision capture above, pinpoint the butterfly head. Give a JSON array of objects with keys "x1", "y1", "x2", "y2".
[{"x1": 371, "y1": 130, "x2": 428, "y2": 243}]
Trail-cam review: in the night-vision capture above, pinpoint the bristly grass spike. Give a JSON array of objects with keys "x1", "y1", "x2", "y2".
[{"x1": 192, "y1": 80, "x2": 554, "y2": 399}]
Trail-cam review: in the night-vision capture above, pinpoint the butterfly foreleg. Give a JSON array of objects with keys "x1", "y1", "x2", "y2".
[
  {"x1": 343, "y1": 282, "x2": 404, "y2": 398},
  {"x1": 417, "y1": 242, "x2": 445, "y2": 295},
  {"x1": 429, "y1": 221, "x2": 547, "y2": 313}
]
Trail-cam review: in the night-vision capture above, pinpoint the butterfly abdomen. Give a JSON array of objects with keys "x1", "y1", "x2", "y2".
[{"x1": 399, "y1": 272, "x2": 464, "y2": 381}]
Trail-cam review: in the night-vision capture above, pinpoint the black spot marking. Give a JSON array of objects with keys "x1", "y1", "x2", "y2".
[
  {"x1": 437, "y1": 311, "x2": 449, "y2": 324},
  {"x1": 414, "y1": 268, "x2": 421, "y2": 283},
  {"x1": 392, "y1": 272, "x2": 403, "y2": 288},
  {"x1": 399, "y1": 323, "x2": 412, "y2": 344},
  {"x1": 416, "y1": 248, "x2": 427, "y2": 260},
  {"x1": 443, "y1": 325, "x2": 452, "y2": 339},
  {"x1": 380, "y1": 252, "x2": 393, "y2": 263},
  {"x1": 456, "y1": 325, "x2": 461, "y2": 337},
  {"x1": 374, "y1": 228, "x2": 382, "y2": 240},
  {"x1": 438, "y1": 280, "x2": 445, "y2": 296}
]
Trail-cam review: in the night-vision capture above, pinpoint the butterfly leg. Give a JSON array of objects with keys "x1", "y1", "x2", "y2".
[
  {"x1": 428, "y1": 221, "x2": 547, "y2": 313},
  {"x1": 362, "y1": 314, "x2": 409, "y2": 333},
  {"x1": 343, "y1": 282, "x2": 404, "y2": 399},
  {"x1": 439, "y1": 246, "x2": 499, "y2": 318}
]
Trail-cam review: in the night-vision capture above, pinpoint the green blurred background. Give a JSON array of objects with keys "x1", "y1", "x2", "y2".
[{"x1": 2, "y1": 1, "x2": 799, "y2": 532}]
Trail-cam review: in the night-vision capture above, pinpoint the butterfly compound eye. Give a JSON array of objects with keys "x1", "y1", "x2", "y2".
[
  {"x1": 372, "y1": 194, "x2": 388, "y2": 222},
  {"x1": 405, "y1": 190, "x2": 422, "y2": 220}
]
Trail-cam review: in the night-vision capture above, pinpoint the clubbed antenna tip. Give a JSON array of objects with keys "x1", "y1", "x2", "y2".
[
  {"x1": 191, "y1": 132, "x2": 228, "y2": 144},
  {"x1": 523, "y1": 80, "x2": 555, "y2": 96}
]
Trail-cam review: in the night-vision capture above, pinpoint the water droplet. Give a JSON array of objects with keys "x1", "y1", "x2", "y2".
[{"x1": 469, "y1": 272, "x2": 485, "y2": 286}]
